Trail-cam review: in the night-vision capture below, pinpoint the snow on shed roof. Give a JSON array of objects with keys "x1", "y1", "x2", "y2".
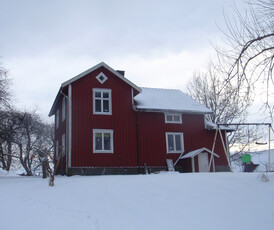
[
  {"x1": 180, "y1": 147, "x2": 220, "y2": 159},
  {"x1": 134, "y1": 87, "x2": 212, "y2": 114}
]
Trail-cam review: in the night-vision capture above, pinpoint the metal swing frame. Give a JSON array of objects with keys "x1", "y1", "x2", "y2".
[{"x1": 212, "y1": 122, "x2": 273, "y2": 172}]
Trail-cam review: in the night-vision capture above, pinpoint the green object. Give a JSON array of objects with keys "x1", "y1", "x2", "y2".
[{"x1": 241, "y1": 154, "x2": 251, "y2": 163}]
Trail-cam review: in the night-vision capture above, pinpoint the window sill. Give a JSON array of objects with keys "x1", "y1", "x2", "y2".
[
  {"x1": 166, "y1": 151, "x2": 183, "y2": 154},
  {"x1": 93, "y1": 151, "x2": 114, "y2": 154},
  {"x1": 165, "y1": 121, "x2": 183, "y2": 124},
  {"x1": 93, "y1": 112, "x2": 112, "y2": 115}
]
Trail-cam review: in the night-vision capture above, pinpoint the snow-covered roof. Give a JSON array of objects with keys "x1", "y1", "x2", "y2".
[
  {"x1": 205, "y1": 121, "x2": 234, "y2": 132},
  {"x1": 134, "y1": 87, "x2": 212, "y2": 114},
  {"x1": 180, "y1": 147, "x2": 220, "y2": 159}
]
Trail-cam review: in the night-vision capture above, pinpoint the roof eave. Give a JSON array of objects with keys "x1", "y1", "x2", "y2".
[
  {"x1": 135, "y1": 107, "x2": 212, "y2": 114},
  {"x1": 62, "y1": 62, "x2": 142, "y2": 93},
  {"x1": 48, "y1": 87, "x2": 62, "y2": 117},
  {"x1": 180, "y1": 147, "x2": 220, "y2": 159}
]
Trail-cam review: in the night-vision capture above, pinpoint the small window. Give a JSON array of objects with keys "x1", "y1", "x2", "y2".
[
  {"x1": 62, "y1": 97, "x2": 66, "y2": 122},
  {"x1": 56, "y1": 109, "x2": 59, "y2": 128},
  {"x1": 165, "y1": 113, "x2": 182, "y2": 124},
  {"x1": 96, "y1": 72, "x2": 108, "y2": 84},
  {"x1": 93, "y1": 89, "x2": 112, "y2": 115},
  {"x1": 93, "y1": 129, "x2": 114, "y2": 153},
  {"x1": 166, "y1": 132, "x2": 184, "y2": 154}
]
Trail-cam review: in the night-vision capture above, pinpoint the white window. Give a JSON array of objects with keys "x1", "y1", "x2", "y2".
[
  {"x1": 56, "y1": 140, "x2": 59, "y2": 159},
  {"x1": 166, "y1": 132, "x2": 184, "y2": 153},
  {"x1": 62, "y1": 97, "x2": 66, "y2": 122},
  {"x1": 93, "y1": 89, "x2": 112, "y2": 115},
  {"x1": 93, "y1": 129, "x2": 114, "y2": 153},
  {"x1": 96, "y1": 72, "x2": 108, "y2": 84},
  {"x1": 62, "y1": 134, "x2": 66, "y2": 155},
  {"x1": 165, "y1": 113, "x2": 182, "y2": 124},
  {"x1": 56, "y1": 109, "x2": 59, "y2": 128}
]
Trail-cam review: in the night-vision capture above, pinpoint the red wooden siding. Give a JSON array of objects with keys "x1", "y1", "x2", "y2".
[
  {"x1": 138, "y1": 112, "x2": 184, "y2": 167},
  {"x1": 138, "y1": 113, "x2": 229, "y2": 168},
  {"x1": 71, "y1": 66, "x2": 138, "y2": 167}
]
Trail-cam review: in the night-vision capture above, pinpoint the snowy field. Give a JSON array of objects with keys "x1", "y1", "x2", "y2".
[
  {"x1": 231, "y1": 149, "x2": 274, "y2": 172},
  {"x1": 1, "y1": 170, "x2": 274, "y2": 230}
]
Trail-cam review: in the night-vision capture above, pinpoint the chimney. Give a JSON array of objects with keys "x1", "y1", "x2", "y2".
[{"x1": 116, "y1": 70, "x2": 125, "y2": 76}]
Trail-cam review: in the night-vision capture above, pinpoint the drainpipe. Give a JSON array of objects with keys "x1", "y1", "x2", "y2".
[
  {"x1": 132, "y1": 88, "x2": 141, "y2": 173},
  {"x1": 136, "y1": 111, "x2": 141, "y2": 173},
  {"x1": 60, "y1": 90, "x2": 68, "y2": 175},
  {"x1": 60, "y1": 87, "x2": 72, "y2": 176}
]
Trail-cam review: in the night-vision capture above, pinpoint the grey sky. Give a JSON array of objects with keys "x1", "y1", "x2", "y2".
[{"x1": 0, "y1": 0, "x2": 245, "y2": 121}]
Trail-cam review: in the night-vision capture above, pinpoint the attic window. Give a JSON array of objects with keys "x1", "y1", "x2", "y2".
[
  {"x1": 96, "y1": 72, "x2": 108, "y2": 84},
  {"x1": 165, "y1": 113, "x2": 182, "y2": 124}
]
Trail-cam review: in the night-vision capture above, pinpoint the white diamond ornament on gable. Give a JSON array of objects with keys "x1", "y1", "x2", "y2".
[{"x1": 96, "y1": 72, "x2": 108, "y2": 84}]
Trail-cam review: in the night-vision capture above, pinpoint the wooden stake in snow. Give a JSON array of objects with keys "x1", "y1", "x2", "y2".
[{"x1": 49, "y1": 151, "x2": 62, "y2": 187}]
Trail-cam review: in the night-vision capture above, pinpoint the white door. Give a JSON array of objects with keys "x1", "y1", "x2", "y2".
[{"x1": 198, "y1": 152, "x2": 209, "y2": 172}]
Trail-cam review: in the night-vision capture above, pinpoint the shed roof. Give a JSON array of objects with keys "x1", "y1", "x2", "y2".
[
  {"x1": 180, "y1": 147, "x2": 220, "y2": 159},
  {"x1": 134, "y1": 87, "x2": 212, "y2": 114}
]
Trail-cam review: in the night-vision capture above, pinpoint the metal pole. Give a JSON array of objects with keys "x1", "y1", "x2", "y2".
[{"x1": 268, "y1": 124, "x2": 271, "y2": 172}]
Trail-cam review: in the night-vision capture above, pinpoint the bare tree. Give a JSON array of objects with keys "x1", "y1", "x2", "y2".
[
  {"x1": 0, "y1": 110, "x2": 22, "y2": 171},
  {"x1": 12, "y1": 110, "x2": 54, "y2": 176},
  {"x1": 217, "y1": 0, "x2": 274, "y2": 120},
  {"x1": 0, "y1": 109, "x2": 54, "y2": 175},
  {"x1": 0, "y1": 63, "x2": 11, "y2": 109},
  {"x1": 0, "y1": 61, "x2": 55, "y2": 175},
  {"x1": 0, "y1": 64, "x2": 14, "y2": 171},
  {"x1": 187, "y1": 62, "x2": 251, "y2": 124},
  {"x1": 187, "y1": 62, "x2": 255, "y2": 150}
]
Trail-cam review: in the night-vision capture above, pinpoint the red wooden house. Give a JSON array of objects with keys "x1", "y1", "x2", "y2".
[{"x1": 49, "y1": 62, "x2": 231, "y2": 175}]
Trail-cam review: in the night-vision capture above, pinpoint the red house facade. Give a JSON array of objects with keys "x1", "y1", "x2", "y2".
[{"x1": 49, "y1": 62, "x2": 231, "y2": 175}]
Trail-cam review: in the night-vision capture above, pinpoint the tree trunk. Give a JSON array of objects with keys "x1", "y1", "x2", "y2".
[
  {"x1": 6, "y1": 142, "x2": 12, "y2": 171},
  {"x1": 18, "y1": 143, "x2": 32, "y2": 176},
  {"x1": 0, "y1": 142, "x2": 7, "y2": 170}
]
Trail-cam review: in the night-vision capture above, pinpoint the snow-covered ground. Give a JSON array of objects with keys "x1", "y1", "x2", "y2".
[
  {"x1": 231, "y1": 149, "x2": 274, "y2": 172},
  {"x1": 1, "y1": 170, "x2": 273, "y2": 230}
]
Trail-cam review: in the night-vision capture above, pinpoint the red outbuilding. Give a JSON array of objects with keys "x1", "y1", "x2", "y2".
[{"x1": 49, "y1": 62, "x2": 231, "y2": 175}]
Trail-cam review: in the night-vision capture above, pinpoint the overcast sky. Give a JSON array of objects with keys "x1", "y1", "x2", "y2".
[{"x1": 0, "y1": 0, "x2": 247, "y2": 122}]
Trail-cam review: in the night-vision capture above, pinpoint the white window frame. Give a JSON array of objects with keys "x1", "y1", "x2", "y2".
[
  {"x1": 165, "y1": 132, "x2": 184, "y2": 154},
  {"x1": 62, "y1": 134, "x2": 66, "y2": 155},
  {"x1": 93, "y1": 129, "x2": 114, "y2": 153},
  {"x1": 165, "y1": 113, "x2": 182, "y2": 124},
  {"x1": 93, "y1": 88, "x2": 112, "y2": 115},
  {"x1": 96, "y1": 72, "x2": 108, "y2": 84},
  {"x1": 62, "y1": 97, "x2": 66, "y2": 122},
  {"x1": 56, "y1": 109, "x2": 59, "y2": 128}
]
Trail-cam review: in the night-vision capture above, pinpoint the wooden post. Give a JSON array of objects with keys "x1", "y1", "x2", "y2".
[
  {"x1": 42, "y1": 158, "x2": 49, "y2": 179},
  {"x1": 208, "y1": 128, "x2": 218, "y2": 172},
  {"x1": 191, "y1": 157, "x2": 195, "y2": 172},
  {"x1": 218, "y1": 128, "x2": 232, "y2": 172}
]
